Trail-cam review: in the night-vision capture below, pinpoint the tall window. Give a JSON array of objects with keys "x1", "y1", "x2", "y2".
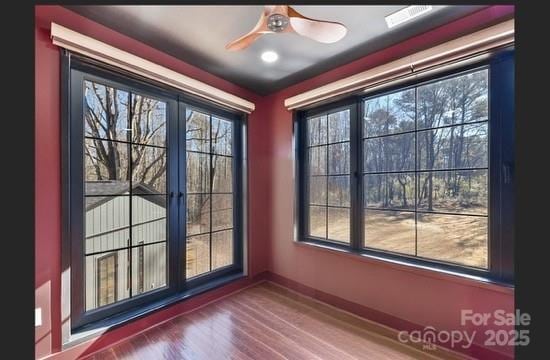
[
  {"x1": 306, "y1": 109, "x2": 351, "y2": 243},
  {"x1": 298, "y1": 54, "x2": 514, "y2": 282},
  {"x1": 83, "y1": 80, "x2": 168, "y2": 311},
  {"x1": 66, "y1": 56, "x2": 244, "y2": 331},
  {"x1": 186, "y1": 109, "x2": 235, "y2": 278}
]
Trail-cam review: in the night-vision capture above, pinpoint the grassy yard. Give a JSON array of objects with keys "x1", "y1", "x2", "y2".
[
  {"x1": 312, "y1": 208, "x2": 488, "y2": 269},
  {"x1": 186, "y1": 205, "x2": 489, "y2": 276},
  {"x1": 186, "y1": 231, "x2": 233, "y2": 278}
]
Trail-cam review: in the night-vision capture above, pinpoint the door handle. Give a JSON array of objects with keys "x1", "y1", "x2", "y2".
[{"x1": 170, "y1": 192, "x2": 184, "y2": 201}]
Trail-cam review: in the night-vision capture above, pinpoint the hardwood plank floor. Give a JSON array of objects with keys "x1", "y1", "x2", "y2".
[{"x1": 85, "y1": 282, "x2": 467, "y2": 360}]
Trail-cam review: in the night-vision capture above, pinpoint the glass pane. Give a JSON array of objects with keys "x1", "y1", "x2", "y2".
[
  {"x1": 212, "y1": 230, "x2": 233, "y2": 270},
  {"x1": 308, "y1": 206, "x2": 326, "y2": 238},
  {"x1": 308, "y1": 146, "x2": 327, "y2": 175},
  {"x1": 364, "y1": 133, "x2": 415, "y2": 173},
  {"x1": 364, "y1": 210, "x2": 415, "y2": 255},
  {"x1": 364, "y1": 89, "x2": 415, "y2": 137},
  {"x1": 309, "y1": 176, "x2": 326, "y2": 206},
  {"x1": 417, "y1": 170, "x2": 488, "y2": 215},
  {"x1": 417, "y1": 69, "x2": 488, "y2": 130},
  {"x1": 328, "y1": 207, "x2": 350, "y2": 243},
  {"x1": 84, "y1": 139, "x2": 129, "y2": 195},
  {"x1": 328, "y1": 109, "x2": 350, "y2": 143},
  {"x1": 186, "y1": 234, "x2": 210, "y2": 278},
  {"x1": 328, "y1": 143, "x2": 350, "y2": 174},
  {"x1": 212, "y1": 194, "x2": 233, "y2": 232},
  {"x1": 212, "y1": 156, "x2": 233, "y2": 193},
  {"x1": 131, "y1": 195, "x2": 167, "y2": 245},
  {"x1": 132, "y1": 145, "x2": 167, "y2": 193},
  {"x1": 328, "y1": 176, "x2": 350, "y2": 207},
  {"x1": 417, "y1": 213, "x2": 488, "y2": 268},
  {"x1": 132, "y1": 243, "x2": 167, "y2": 295},
  {"x1": 364, "y1": 173, "x2": 415, "y2": 210},
  {"x1": 84, "y1": 81, "x2": 129, "y2": 142},
  {"x1": 131, "y1": 94, "x2": 167, "y2": 147},
  {"x1": 308, "y1": 115, "x2": 327, "y2": 146},
  {"x1": 187, "y1": 194, "x2": 210, "y2": 236},
  {"x1": 186, "y1": 152, "x2": 210, "y2": 193},
  {"x1": 417, "y1": 123, "x2": 488, "y2": 170},
  {"x1": 85, "y1": 196, "x2": 129, "y2": 255},
  {"x1": 186, "y1": 109, "x2": 210, "y2": 152},
  {"x1": 85, "y1": 249, "x2": 129, "y2": 311},
  {"x1": 212, "y1": 117, "x2": 233, "y2": 155}
]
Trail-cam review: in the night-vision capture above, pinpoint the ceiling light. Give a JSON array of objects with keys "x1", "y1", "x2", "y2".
[
  {"x1": 261, "y1": 51, "x2": 279, "y2": 63},
  {"x1": 385, "y1": 5, "x2": 433, "y2": 28}
]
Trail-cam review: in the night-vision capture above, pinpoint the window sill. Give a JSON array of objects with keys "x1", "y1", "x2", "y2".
[
  {"x1": 63, "y1": 271, "x2": 245, "y2": 350},
  {"x1": 294, "y1": 239, "x2": 514, "y2": 295}
]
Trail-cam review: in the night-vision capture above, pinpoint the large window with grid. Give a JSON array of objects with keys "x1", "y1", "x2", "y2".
[
  {"x1": 297, "y1": 53, "x2": 514, "y2": 282},
  {"x1": 363, "y1": 69, "x2": 489, "y2": 268},
  {"x1": 65, "y1": 56, "x2": 244, "y2": 331}
]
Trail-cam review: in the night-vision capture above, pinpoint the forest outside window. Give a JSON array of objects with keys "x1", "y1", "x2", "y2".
[
  {"x1": 65, "y1": 55, "x2": 244, "y2": 331},
  {"x1": 297, "y1": 52, "x2": 514, "y2": 282},
  {"x1": 306, "y1": 109, "x2": 352, "y2": 243},
  {"x1": 185, "y1": 108, "x2": 236, "y2": 279},
  {"x1": 363, "y1": 69, "x2": 489, "y2": 268}
]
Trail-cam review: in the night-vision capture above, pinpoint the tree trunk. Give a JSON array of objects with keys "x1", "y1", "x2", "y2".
[
  {"x1": 401, "y1": 180, "x2": 408, "y2": 208},
  {"x1": 427, "y1": 130, "x2": 434, "y2": 211}
]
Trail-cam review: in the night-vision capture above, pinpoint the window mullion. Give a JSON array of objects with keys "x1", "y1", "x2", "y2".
[
  {"x1": 209, "y1": 114, "x2": 213, "y2": 272},
  {"x1": 414, "y1": 87, "x2": 418, "y2": 257},
  {"x1": 300, "y1": 113, "x2": 309, "y2": 241},
  {"x1": 127, "y1": 91, "x2": 133, "y2": 299},
  {"x1": 350, "y1": 100, "x2": 362, "y2": 251},
  {"x1": 172, "y1": 99, "x2": 184, "y2": 291}
]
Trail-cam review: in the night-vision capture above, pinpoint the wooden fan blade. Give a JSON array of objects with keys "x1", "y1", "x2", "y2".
[
  {"x1": 226, "y1": 31, "x2": 265, "y2": 51},
  {"x1": 287, "y1": 6, "x2": 347, "y2": 44},
  {"x1": 226, "y1": 9, "x2": 270, "y2": 51}
]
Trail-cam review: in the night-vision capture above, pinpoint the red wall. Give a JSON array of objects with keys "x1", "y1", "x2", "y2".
[
  {"x1": 36, "y1": 4, "x2": 515, "y2": 359},
  {"x1": 262, "y1": 5, "x2": 515, "y2": 360},
  {"x1": 35, "y1": 5, "x2": 268, "y2": 359}
]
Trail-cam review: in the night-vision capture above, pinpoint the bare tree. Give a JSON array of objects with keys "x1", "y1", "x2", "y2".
[{"x1": 84, "y1": 83, "x2": 167, "y2": 192}]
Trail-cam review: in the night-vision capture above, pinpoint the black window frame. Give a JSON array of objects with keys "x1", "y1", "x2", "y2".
[
  {"x1": 302, "y1": 103, "x2": 358, "y2": 245},
  {"x1": 295, "y1": 48, "x2": 514, "y2": 284},
  {"x1": 63, "y1": 52, "x2": 245, "y2": 334}
]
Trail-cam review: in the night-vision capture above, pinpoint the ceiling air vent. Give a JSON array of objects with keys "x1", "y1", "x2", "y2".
[{"x1": 385, "y1": 5, "x2": 433, "y2": 28}]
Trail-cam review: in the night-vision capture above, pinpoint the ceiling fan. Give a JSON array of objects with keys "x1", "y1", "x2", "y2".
[{"x1": 226, "y1": 5, "x2": 348, "y2": 51}]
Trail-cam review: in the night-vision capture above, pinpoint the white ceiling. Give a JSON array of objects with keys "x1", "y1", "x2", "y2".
[{"x1": 67, "y1": 5, "x2": 486, "y2": 95}]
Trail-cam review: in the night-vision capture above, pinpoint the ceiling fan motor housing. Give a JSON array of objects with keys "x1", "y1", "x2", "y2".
[{"x1": 267, "y1": 13, "x2": 289, "y2": 32}]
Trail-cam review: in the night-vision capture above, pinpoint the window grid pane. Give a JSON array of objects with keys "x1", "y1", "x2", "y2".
[
  {"x1": 84, "y1": 82, "x2": 168, "y2": 310},
  {"x1": 306, "y1": 110, "x2": 350, "y2": 243},
  {"x1": 361, "y1": 68, "x2": 489, "y2": 269},
  {"x1": 185, "y1": 109, "x2": 235, "y2": 279}
]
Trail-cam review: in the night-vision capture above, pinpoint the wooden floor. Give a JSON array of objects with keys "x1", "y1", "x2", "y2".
[{"x1": 86, "y1": 282, "x2": 464, "y2": 360}]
